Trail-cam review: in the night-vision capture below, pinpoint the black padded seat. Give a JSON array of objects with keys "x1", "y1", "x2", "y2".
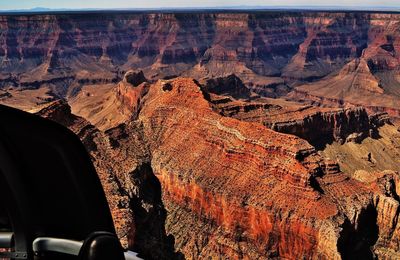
[{"x1": 0, "y1": 105, "x2": 119, "y2": 259}]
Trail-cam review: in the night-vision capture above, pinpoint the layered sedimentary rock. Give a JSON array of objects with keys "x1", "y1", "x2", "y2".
[
  {"x1": 266, "y1": 108, "x2": 390, "y2": 146},
  {"x1": 117, "y1": 78, "x2": 400, "y2": 258},
  {"x1": 3, "y1": 10, "x2": 400, "y2": 259},
  {"x1": 208, "y1": 87, "x2": 391, "y2": 147},
  {"x1": 69, "y1": 70, "x2": 149, "y2": 130},
  {"x1": 32, "y1": 77, "x2": 400, "y2": 259},
  {"x1": 137, "y1": 78, "x2": 399, "y2": 259},
  {"x1": 1, "y1": 12, "x2": 400, "y2": 118},
  {"x1": 35, "y1": 100, "x2": 134, "y2": 247},
  {"x1": 0, "y1": 12, "x2": 307, "y2": 81},
  {"x1": 352, "y1": 170, "x2": 400, "y2": 259},
  {"x1": 291, "y1": 57, "x2": 400, "y2": 118},
  {"x1": 35, "y1": 100, "x2": 180, "y2": 259},
  {"x1": 0, "y1": 12, "x2": 374, "y2": 82}
]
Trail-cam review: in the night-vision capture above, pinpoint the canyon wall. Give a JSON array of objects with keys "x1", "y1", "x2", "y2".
[
  {"x1": 205, "y1": 75, "x2": 392, "y2": 148},
  {"x1": 35, "y1": 78, "x2": 400, "y2": 259},
  {"x1": 1, "y1": 11, "x2": 400, "y2": 116},
  {"x1": 1, "y1": 10, "x2": 400, "y2": 259},
  {"x1": 0, "y1": 11, "x2": 383, "y2": 81}
]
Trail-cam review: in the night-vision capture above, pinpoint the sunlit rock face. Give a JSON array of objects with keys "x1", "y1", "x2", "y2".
[
  {"x1": 34, "y1": 77, "x2": 399, "y2": 259},
  {"x1": 3, "y1": 9, "x2": 399, "y2": 259},
  {"x1": 0, "y1": 12, "x2": 371, "y2": 80},
  {"x1": 2, "y1": 12, "x2": 400, "y2": 118}
]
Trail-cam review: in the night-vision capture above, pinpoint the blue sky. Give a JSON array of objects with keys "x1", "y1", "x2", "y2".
[{"x1": 0, "y1": 0, "x2": 399, "y2": 10}]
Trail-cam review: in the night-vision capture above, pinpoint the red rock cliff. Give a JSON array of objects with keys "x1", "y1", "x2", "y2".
[{"x1": 35, "y1": 78, "x2": 400, "y2": 259}]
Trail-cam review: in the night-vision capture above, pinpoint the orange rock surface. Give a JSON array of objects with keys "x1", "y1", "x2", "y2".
[
  {"x1": 136, "y1": 78, "x2": 383, "y2": 259},
  {"x1": 35, "y1": 77, "x2": 400, "y2": 259},
  {"x1": 69, "y1": 70, "x2": 149, "y2": 130}
]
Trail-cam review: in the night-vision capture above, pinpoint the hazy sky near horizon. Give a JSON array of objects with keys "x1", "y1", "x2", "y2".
[{"x1": 0, "y1": 0, "x2": 399, "y2": 10}]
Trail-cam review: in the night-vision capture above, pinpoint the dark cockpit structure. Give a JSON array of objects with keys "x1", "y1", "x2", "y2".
[{"x1": 0, "y1": 105, "x2": 141, "y2": 260}]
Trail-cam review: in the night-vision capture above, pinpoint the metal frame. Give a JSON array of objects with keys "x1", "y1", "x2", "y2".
[{"x1": 0, "y1": 232, "x2": 13, "y2": 248}]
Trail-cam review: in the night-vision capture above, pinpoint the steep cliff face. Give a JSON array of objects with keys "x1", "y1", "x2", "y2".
[
  {"x1": 0, "y1": 13, "x2": 393, "y2": 82},
  {"x1": 135, "y1": 78, "x2": 393, "y2": 259},
  {"x1": 267, "y1": 108, "x2": 390, "y2": 147},
  {"x1": 207, "y1": 87, "x2": 391, "y2": 148},
  {"x1": 353, "y1": 170, "x2": 400, "y2": 259},
  {"x1": 33, "y1": 78, "x2": 400, "y2": 259},
  {"x1": 138, "y1": 78, "x2": 333, "y2": 258},
  {"x1": 2, "y1": 11, "x2": 400, "y2": 118},
  {"x1": 282, "y1": 13, "x2": 370, "y2": 81},
  {"x1": 69, "y1": 70, "x2": 149, "y2": 130}
]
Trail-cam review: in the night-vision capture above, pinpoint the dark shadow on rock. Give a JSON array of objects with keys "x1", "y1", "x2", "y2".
[
  {"x1": 308, "y1": 134, "x2": 335, "y2": 151},
  {"x1": 337, "y1": 204, "x2": 379, "y2": 260},
  {"x1": 128, "y1": 163, "x2": 184, "y2": 260}
]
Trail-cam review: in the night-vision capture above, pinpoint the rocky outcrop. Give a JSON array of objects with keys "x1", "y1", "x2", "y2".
[
  {"x1": 115, "y1": 70, "x2": 150, "y2": 118},
  {"x1": 353, "y1": 170, "x2": 400, "y2": 259},
  {"x1": 139, "y1": 78, "x2": 332, "y2": 258},
  {"x1": 123, "y1": 70, "x2": 148, "y2": 87},
  {"x1": 267, "y1": 108, "x2": 391, "y2": 147},
  {"x1": 207, "y1": 91, "x2": 391, "y2": 148},
  {"x1": 202, "y1": 74, "x2": 252, "y2": 99},
  {"x1": 68, "y1": 70, "x2": 150, "y2": 131},
  {"x1": 33, "y1": 77, "x2": 400, "y2": 259},
  {"x1": 133, "y1": 78, "x2": 393, "y2": 259},
  {"x1": 2, "y1": 12, "x2": 400, "y2": 119}
]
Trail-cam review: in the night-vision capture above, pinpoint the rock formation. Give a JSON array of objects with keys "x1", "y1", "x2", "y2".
[
  {"x1": 1, "y1": 10, "x2": 400, "y2": 259},
  {"x1": 34, "y1": 78, "x2": 400, "y2": 259},
  {"x1": 2, "y1": 12, "x2": 400, "y2": 119},
  {"x1": 69, "y1": 70, "x2": 149, "y2": 130},
  {"x1": 35, "y1": 100, "x2": 181, "y2": 259},
  {"x1": 208, "y1": 89, "x2": 391, "y2": 148},
  {"x1": 202, "y1": 74, "x2": 252, "y2": 99},
  {"x1": 266, "y1": 108, "x2": 390, "y2": 147}
]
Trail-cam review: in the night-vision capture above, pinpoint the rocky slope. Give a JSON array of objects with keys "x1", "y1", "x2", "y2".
[
  {"x1": 2, "y1": 10, "x2": 400, "y2": 259},
  {"x1": 35, "y1": 100, "x2": 181, "y2": 259},
  {"x1": 207, "y1": 82, "x2": 391, "y2": 148},
  {"x1": 69, "y1": 70, "x2": 149, "y2": 130},
  {"x1": 323, "y1": 124, "x2": 400, "y2": 176},
  {"x1": 33, "y1": 77, "x2": 400, "y2": 259},
  {"x1": 2, "y1": 11, "x2": 400, "y2": 118},
  {"x1": 0, "y1": 12, "x2": 374, "y2": 81}
]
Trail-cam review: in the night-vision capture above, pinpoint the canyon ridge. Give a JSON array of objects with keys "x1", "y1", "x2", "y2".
[{"x1": 0, "y1": 10, "x2": 400, "y2": 259}]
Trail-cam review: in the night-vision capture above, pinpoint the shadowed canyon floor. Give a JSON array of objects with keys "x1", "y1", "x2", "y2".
[{"x1": 0, "y1": 10, "x2": 400, "y2": 260}]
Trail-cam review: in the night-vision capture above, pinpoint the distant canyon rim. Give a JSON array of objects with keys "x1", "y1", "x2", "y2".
[{"x1": 0, "y1": 10, "x2": 400, "y2": 259}]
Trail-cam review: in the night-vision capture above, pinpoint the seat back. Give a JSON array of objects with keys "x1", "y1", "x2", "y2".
[{"x1": 0, "y1": 105, "x2": 115, "y2": 258}]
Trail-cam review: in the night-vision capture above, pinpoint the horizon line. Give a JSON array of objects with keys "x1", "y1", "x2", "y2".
[{"x1": 1, "y1": 5, "x2": 400, "y2": 13}]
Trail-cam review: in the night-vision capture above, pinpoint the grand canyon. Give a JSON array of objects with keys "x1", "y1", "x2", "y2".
[{"x1": 1, "y1": 10, "x2": 400, "y2": 259}]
